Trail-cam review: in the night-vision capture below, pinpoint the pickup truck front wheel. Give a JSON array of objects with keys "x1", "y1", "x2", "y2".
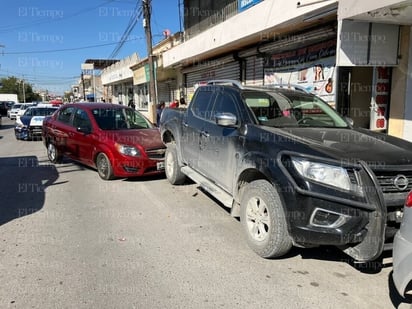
[
  {"x1": 240, "y1": 180, "x2": 292, "y2": 258},
  {"x1": 165, "y1": 143, "x2": 186, "y2": 185}
]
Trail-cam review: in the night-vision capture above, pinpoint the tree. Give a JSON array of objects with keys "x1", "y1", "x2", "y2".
[{"x1": 0, "y1": 76, "x2": 41, "y2": 102}]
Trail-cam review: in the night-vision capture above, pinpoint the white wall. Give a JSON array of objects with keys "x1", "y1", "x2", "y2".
[
  {"x1": 403, "y1": 26, "x2": 412, "y2": 141},
  {"x1": 338, "y1": 0, "x2": 403, "y2": 20},
  {"x1": 101, "y1": 53, "x2": 139, "y2": 85},
  {"x1": 163, "y1": 0, "x2": 338, "y2": 67}
]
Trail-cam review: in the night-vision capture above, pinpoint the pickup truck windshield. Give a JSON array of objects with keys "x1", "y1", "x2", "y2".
[
  {"x1": 92, "y1": 108, "x2": 152, "y2": 130},
  {"x1": 243, "y1": 90, "x2": 348, "y2": 128}
]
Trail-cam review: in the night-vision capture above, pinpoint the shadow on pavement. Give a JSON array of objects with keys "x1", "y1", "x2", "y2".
[
  {"x1": 0, "y1": 124, "x2": 16, "y2": 130},
  {"x1": 0, "y1": 156, "x2": 59, "y2": 226}
]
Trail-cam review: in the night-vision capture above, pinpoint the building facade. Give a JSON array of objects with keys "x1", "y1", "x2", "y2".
[
  {"x1": 162, "y1": 0, "x2": 412, "y2": 140},
  {"x1": 130, "y1": 32, "x2": 183, "y2": 111},
  {"x1": 100, "y1": 53, "x2": 140, "y2": 105}
]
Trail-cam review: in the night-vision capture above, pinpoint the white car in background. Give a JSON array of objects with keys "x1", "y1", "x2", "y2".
[
  {"x1": 393, "y1": 190, "x2": 412, "y2": 297},
  {"x1": 8, "y1": 103, "x2": 34, "y2": 120},
  {"x1": 15, "y1": 103, "x2": 35, "y2": 120},
  {"x1": 8, "y1": 103, "x2": 23, "y2": 120}
]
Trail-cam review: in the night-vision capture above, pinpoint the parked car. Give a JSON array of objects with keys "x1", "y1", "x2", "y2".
[
  {"x1": 393, "y1": 190, "x2": 412, "y2": 296},
  {"x1": 0, "y1": 101, "x2": 15, "y2": 116},
  {"x1": 160, "y1": 79, "x2": 412, "y2": 262},
  {"x1": 42, "y1": 103, "x2": 166, "y2": 180},
  {"x1": 8, "y1": 103, "x2": 33, "y2": 120},
  {"x1": 15, "y1": 106, "x2": 58, "y2": 140},
  {"x1": 15, "y1": 103, "x2": 35, "y2": 120}
]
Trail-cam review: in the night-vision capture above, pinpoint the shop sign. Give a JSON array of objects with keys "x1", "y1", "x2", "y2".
[
  {"x1": 238, "y1": 0, "x2": 262, "y2": 12},
  {"x1": 269, "y1": 39, "x2": 336, "y2": 68},
  {"x1": 370, "y1": 67, "x2": 390, "y2": 131},
  {"x1": 264, "y1": 39, "x2": 337, "y2": 106},
  {"x1": 144, "y1": 62, "x2": 157, "y2": 81},
  {"x1": 264, "y1": 57, "x2": 336, "y2": 106}
]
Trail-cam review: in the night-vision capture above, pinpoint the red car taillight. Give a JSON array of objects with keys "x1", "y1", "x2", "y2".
[{"x1": 405, "y1": 191, "x2": 412, "y2": 208}]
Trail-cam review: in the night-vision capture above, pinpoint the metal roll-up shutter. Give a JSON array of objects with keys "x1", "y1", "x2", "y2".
[
  {"x1": 215, "y1": 61, "x2": 240, "y2": 81},
  {"x1": 185, "y1": 70, "x2": 204, "y2": 100},
  {"x1": 157, "y1": 82, "x2": 170, "y2": 103},
  {"x1": 185, "y1": 60, "x2": 241, "y2": 99},
  {"x1": 245, "y1": 56, "x2": 264, "y2": 86}
]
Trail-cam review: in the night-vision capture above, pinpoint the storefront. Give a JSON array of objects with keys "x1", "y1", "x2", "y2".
[
  {"x1": 131, "y1": 64, "x2": 149, "y2": 110},
  {"x1": 183, "y1": 54, "x2": 241, "y2": 101},
  {"x1": 336, "y1": 20, "x2": 400, "y2": 132},
  {"x1": 100, "y1": 54, "x2": 139, "y2": 105},
  {"x1": 242, "y1": 21, "x2": 400, "y2": 132},
  {"x1": 263, "y1": 39, "x2": 337, "y2": 107}
]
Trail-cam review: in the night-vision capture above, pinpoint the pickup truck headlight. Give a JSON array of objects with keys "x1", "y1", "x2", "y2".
[
  {"x1": 115, "y1": 143, "x2": 141, "y2": 157},
  {"x1": 291, "y1": 157, "x2": 352, "y2": 191}
]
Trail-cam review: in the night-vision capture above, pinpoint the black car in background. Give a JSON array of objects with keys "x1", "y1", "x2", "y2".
[{"x1": 0, "y1": 101, "x2": 14, "y2": 116}]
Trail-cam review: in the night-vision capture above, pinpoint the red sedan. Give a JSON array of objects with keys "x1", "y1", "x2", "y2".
[{"x1": 42, "y1": 103, "x2": 165, "y2": 180}]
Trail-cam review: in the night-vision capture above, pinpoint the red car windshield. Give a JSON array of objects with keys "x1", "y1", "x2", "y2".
[{"x1": 91, "y1": 108, "x2": 153, "y2": 130}]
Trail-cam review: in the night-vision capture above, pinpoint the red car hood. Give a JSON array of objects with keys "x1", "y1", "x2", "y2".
[{"x1": 105, "y1": 128, "x2": 164, "y2": 150}]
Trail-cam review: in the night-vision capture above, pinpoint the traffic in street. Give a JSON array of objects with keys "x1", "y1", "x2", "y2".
[{"x1": 0, "y1": 116, "x2": 410, "y2": 309}]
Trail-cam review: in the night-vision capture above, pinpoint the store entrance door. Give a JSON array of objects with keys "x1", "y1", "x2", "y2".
[{"x1": 337, "y1": 67, "x2": 374, "y2": 129}]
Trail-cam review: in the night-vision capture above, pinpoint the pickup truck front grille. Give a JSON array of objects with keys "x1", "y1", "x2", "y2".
[
  {"x1": 374, "y1": 171, "x2": 412, "y2": 193},
  {"x1": 146, "y1": 148, "x2": 166, "y2": 160}
]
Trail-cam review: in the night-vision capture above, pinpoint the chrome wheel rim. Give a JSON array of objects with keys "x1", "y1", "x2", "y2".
[
  {"x1": 245, "y1": 196, "x2": 270, "y2": 242},
  {"x1": 48, "y1": 144, "x2": 56, "y2": 161},
  {"x1": 97, "y1": 155, "x2": 108, "y2": 177}
]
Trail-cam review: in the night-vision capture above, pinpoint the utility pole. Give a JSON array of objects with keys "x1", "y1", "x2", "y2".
[
  {"x1": 22, "y1": 77, "x2": 26, "y2": 103},
  {"x1": 142, "y1": 0, "x2": 157, "y2": 123},
  {"x1": 81, "y1": 72, "x2": 86, "y2": 101}
]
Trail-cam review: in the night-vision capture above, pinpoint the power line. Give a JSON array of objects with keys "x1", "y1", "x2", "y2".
[
  {"x1": 2, "y1": 37, "x2": 144, "y2": 55},
  {"x1": 0, "y1": 0, "x2": 117, "y2": 33},
  {"x1": 108, "y1": 1, "x2": 140, "y2": 58}
]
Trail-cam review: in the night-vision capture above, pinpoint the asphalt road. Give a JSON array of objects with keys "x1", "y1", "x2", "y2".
[{"x1": 0, "y1": 116, "x2": 410, "y2": 309}]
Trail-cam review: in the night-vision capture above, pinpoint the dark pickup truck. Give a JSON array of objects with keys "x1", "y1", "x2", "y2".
[{"x1": 159, "y1": 80, "x2": 412, "y2": 262}]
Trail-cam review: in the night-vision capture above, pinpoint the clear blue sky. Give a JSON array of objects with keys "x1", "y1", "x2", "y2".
[{"x1": 0, "y1": 0, "x2": 182, "y2": 96}]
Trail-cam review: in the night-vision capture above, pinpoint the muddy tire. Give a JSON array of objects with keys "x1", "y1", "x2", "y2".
[
  {"x1": 240, "y1": 180, "x2": 292, "y2": 258},
  {"x1": 165, "y1": 143, "x2": 186, "y2": 185}
]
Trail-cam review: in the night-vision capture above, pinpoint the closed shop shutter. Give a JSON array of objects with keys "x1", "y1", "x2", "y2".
[
  {"x1": 184, "y1": 60, "x2": 240, "y2": 100},
  {"x1": 245, "y1": 56, "x2": 264, "y2": 86},
  {"x1": 157, "y1": 82, "x2": 170, "y2": 103}
]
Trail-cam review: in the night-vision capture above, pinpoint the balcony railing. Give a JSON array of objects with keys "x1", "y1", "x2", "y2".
[{"x1": 184, "y1": 1, "x2": 239, "y2": 40}]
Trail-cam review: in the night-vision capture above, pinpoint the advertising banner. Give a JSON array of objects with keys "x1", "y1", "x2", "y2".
[
  {"x1": 264, "y1": 39, "x2": 337, "y2": 106},
  {"x1": 238, "y1": 0, "x2": 263, "y2": 12}
]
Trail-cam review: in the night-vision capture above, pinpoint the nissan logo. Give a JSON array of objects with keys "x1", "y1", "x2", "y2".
[{"x1": 394, "y1": 175, "x2": 409, "y2": 191}]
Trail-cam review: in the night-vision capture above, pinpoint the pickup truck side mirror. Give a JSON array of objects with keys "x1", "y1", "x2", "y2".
[
  {"x1": 344, "y1": 116, "x2": 354, "y2": 127},
  {"x1": 215, "y1": 112, "x2": 238, "y2": 127}
]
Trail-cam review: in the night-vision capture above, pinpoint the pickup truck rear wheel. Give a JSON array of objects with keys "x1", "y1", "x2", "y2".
[
  {"x1": 165, "y1": 143, "x2": 186, "y2": 185},
  {"x1": 96, "y1": 153, "x2": 115, "y2": 180},
  {"x1": 47, "y1": 142, "x2": 62, "y2": 164},
  {"x1": 240, "y1": 180, "x2": 292, "y2": 258}
]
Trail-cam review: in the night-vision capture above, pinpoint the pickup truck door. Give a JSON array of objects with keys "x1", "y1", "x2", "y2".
[
  {"x1": 197, "y1": 90, "x2": 241, "y2": 193},
  {"x1": 180, "y1": 90, "x2": 217, "y2": 170}
]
